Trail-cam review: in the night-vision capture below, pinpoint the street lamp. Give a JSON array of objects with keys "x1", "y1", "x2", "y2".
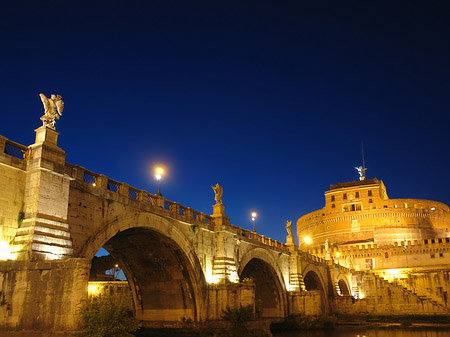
[
  {"x1": 304, "y1": 236, "x2": 311, "y2": 253},
  {"x1": 114, "y1": 264, "x2": 119, "y2": 281},
  {"x1": 251, "y1": 212, "x2": 257, "y2": 232},
  {"x1": 155, "y1": 167, "x2": 164, "y2": 196}
]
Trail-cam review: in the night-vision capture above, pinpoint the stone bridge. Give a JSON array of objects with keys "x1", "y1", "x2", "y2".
[{"x1": 0, "y1": 126, "x2": 351, "y2": 334}]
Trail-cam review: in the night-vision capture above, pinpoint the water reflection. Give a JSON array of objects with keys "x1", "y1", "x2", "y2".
[{"x1": 272, "y1": 329, "x2": 450, "y2": 337}]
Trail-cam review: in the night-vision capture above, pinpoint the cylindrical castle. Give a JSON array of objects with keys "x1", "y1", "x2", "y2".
[{"x1": 297, "y1": 178, "x2": 450, "y2": 251}]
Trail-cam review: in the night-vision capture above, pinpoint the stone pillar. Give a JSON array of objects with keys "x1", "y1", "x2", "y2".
[
  {"x1": 11, "y1": 126, "x2": 73, "y2": 260},
  {"x1": 210, "y1": 203, "x2": 238, "y2": 283}
]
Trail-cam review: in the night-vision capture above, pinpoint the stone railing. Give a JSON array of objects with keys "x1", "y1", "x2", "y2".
[
  {"x1": 297, "y1": 250, "x2": 327, "y2": 265},
  {"x1": 65, "y1": 163, "x2": 215, "y2": 229},
  {"x1": 229, "y1": 224, "x2": 289, "y2": 253},
  {"x1": 0, "y1": 136, "x2": 29, "y2": 170},
  {"x1": 65, "y1": 163, "x2": 290, "y2": 253}
]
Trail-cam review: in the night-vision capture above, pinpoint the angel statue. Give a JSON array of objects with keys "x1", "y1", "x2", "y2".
[
  {"x1": 39, "y1": 93, "x2": 64, "y2": 129},
  {"x1": 355, "y1": 166, "x2": 367, "y2": 181},
  {"x1": 211, "y1": 183, "x2": 223, "y2": 205},
  {"x1": 286, "y1": 220, "x2": 293, "y2": 237}
]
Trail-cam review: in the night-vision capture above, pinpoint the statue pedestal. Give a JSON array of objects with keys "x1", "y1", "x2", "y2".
[
  {"x1": 211, "y1": 204, "x2": 229, "y2": 227},
  {"x1": 34, "y1": 126, "x2": 60, "y2": 147},
  {"x1": 286, "y1": 235, "x2": 298, "y2": 252},
  {"x1": 212, "y1": 204, "x2": 225, "y2": 217}
]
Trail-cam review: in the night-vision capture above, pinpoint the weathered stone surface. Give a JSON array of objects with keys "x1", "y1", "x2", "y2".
[
  {"x1": 0, "y1": 258, "x2": 90, "y2": 331},
  {"x1": 2, "y1": 126, "x2": 450, "y2": 336}
]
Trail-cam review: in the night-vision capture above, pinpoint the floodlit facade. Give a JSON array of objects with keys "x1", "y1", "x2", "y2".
[{"x1": 297, "y1": 178, "x2": 450, "y2": 251}]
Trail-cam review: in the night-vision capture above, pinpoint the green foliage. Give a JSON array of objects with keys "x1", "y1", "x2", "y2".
[
  {"x1": 74, "y1": 289, "x2": 139, "y2": 337},
  {"x1": 222, "y1": 304, "x2": 255, "y2": 325},
  {"x1": 17, "y1": 211, "x2": 25, "y2": 227}
]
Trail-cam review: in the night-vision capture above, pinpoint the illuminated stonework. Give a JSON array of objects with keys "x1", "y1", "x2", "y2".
[
  {"x1": 297, "y1": 178, "x2": 450, "y2": 250},
  {"x1": 2, "y1": 114, "x2": 450, "y2": 336}
]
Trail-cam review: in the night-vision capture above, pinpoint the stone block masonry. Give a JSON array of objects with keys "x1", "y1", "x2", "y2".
[{"x1": 0, "y1": 258, "x2": 90, "y2": 332}]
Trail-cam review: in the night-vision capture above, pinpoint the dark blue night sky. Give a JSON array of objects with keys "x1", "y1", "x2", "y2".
[{"x1": 2, "y1": 1, "x2": 450, "y2": 245}]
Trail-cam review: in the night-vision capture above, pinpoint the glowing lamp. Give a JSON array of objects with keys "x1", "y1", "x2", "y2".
[
  {"x1": 155, "y1": 167, "x2": 163, "y2": 180},
  {"x1": 251, "y1": 212, "x2": 257, "y2": 232},
  {"x1": 154, "y1": 167, "x2": 164, "y2": 196}
]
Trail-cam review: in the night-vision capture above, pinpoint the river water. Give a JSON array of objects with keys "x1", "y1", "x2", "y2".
[{"x1": 272, "y1": 329, "x2": 450, "y2": 337}]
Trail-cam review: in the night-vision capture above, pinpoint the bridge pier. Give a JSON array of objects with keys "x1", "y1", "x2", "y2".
[
  {"x1": 0, "y1": 258, "x2": 89, "y2": 333},
  {"x1": 11, "y1": 126, "x2": 73, "y2": 260}
]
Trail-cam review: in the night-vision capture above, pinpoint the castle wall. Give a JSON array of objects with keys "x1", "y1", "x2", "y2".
[
  {"x1": 331, "y1": 272, "x2": 449, "y2": 315},
  {"x1": 297, "y1": 178, "x2": 450, "y2": 251}
]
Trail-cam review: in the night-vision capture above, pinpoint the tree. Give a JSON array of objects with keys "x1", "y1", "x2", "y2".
[{"x1": 74, "y1": 288, "x2": 139, "y2": 337}]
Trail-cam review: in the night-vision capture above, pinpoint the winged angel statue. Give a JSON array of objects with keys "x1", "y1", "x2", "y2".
[{"x1": 39, "y1": 93, "x2": 64, "y2": 129}]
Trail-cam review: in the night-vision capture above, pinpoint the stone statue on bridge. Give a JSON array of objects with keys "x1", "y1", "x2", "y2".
[
  {"x1": 39, "y1": 93, "x2": 64, "y2": 129},
  {"x1": 286, "y1": 220, "x2": 293, "y2": 237},
  {"x1": 211, "y1": 183, "x2": 223, "y2": 205}
]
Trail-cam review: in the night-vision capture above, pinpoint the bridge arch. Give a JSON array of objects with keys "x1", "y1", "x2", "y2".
[
  {"x1": 301, "y1": 265, "x2": 327, "y2": 294},
  {"x1": 335, "y1": 273, "x2": 351, "y2": 296},
  {"x1": 80, "y1": 212, "x2": 207, "y2": 323},
  {"x1": 238, "y1": 247, "x2": 287, "y2": 318}
]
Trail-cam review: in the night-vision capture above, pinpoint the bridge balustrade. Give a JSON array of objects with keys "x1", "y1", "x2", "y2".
[
  {"x1": 82, "y1": 170, "x2": 97, "y2": 186},
  {"x1": 67, "y1": 164, "x2": 218, "y2": 229},
  {"x1": 129, "y1": 188, "x2": 138, "y2": 200},
  {"x1": 231, "y1": 224, "x2": 289, "y2": 253},
  {"x1": 3, "y1": 139, "x2": 28, "y2": 160},
  {"x1": 0, "y1": 136, "x2": 29, "y2": 170}
]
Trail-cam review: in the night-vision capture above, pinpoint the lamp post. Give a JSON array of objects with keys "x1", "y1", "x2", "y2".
[
  {"x1": 114, "y1": 264, "x2": 119, "y2": 281},
  {"x1": 155, "y1": 167, "x2": 164, "y2": 196},
  {"x1": 251, "y1": 212, "x2": 257, "y2": 232}
]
